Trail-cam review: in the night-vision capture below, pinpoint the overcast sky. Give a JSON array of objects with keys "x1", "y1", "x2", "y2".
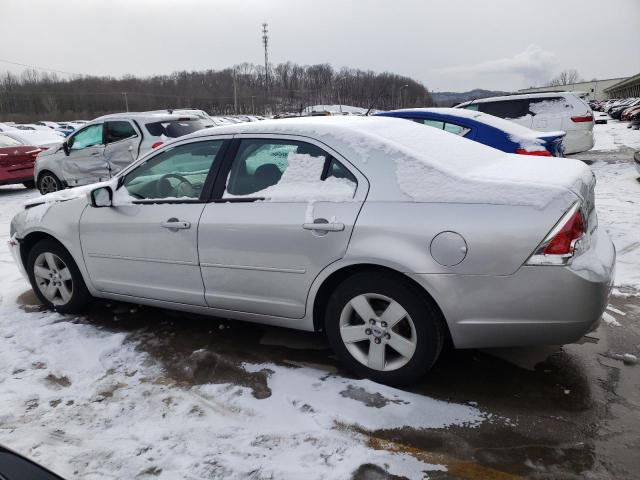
[{"x1": 1, "y1": 0, "x2": 639, "y2": 92}]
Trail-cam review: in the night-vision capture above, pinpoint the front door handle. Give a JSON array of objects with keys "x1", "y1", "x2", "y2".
[
  {"x1": 303, "y1": 220, "x2": 345, "y2": 232},
  {"x1": 161, "y1": 218, "x2": 191, "y2": 231}
]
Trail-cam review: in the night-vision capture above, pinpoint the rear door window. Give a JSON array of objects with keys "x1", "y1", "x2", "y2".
[
  {"x1": 444, "y1": 122, "x2": 471, "y2": 136},
  {"x1": 145, "y1": 119, "x2": 209, "y2": 138},
  {"x1": 106, "y1": 121, "x2": 137, "y2": 143},
  {"x1": 478, "y1": 99, "x2": 529, "y2": 119},
  {"x1": 223, "y1": 138, "x2": 356, "y2": 200}
]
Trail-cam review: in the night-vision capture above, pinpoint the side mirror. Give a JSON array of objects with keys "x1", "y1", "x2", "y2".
[
  {"x1": 62, "y1": 141, "x2": 70, "y2": 155},
  {"x1": 89, "y1": 186, "x2": 113, "y2": 208}
]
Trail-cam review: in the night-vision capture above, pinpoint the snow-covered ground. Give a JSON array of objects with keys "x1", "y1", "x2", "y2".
[
  {"x1": 0, "y1": 119, "x2": 638, "y2": 479},
  {"x1": 0, "y1": 198, "x2": 480, "y2": 476},
  {"x1": 587, "y1": 121, "x2": 640, "y2": 291}
]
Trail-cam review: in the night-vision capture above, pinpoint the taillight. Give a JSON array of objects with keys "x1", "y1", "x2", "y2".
[
  {"x1": 515, "y1": 148, "x2": 553, "y2": 157},
  {"x1": 571, "y1": 113, "x2": 593, "y2": 123},
  {"x1": 151, "y1": 142, "x2": 163, "y2": 149},
  {"x1": 527, "y1": 202, "x2": 586, "y2": 265}
]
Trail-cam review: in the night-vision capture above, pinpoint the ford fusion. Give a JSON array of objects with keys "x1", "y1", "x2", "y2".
[{"x1": 8, "y1": 116, "x2": 615, "y2": 385}]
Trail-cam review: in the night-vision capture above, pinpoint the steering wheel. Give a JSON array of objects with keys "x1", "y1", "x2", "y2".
[{"x1": 156, "y1": 173, "x2": 195, "y2": 198}]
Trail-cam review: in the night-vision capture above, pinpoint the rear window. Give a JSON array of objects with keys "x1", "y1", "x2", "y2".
[
  {"x1": 0, "y1": 134, "x2": 22, "y2": 147},
  {"x1": 144, "y1": 119, "x2": 209, "y2": 138}
]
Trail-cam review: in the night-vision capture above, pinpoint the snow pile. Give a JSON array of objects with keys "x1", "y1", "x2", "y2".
[
  {"x1": 592, "y1": 121, "x2": 640, "y2": 151},
  {"x1": 591, "y1": 159, "x2": 640, "y2": 290}
]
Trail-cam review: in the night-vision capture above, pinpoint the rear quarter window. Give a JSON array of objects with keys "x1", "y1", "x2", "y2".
[
  {"x1": 145, "y1": 119, "x2": 208, "y2": 138},
  {"x1": 527, "y1": 97, "x2": 569, "y2": 115}
]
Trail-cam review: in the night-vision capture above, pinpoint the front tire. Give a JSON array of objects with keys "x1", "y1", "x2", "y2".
[
  {"x1": 22, "y1": 180, "x2": 35, "y2": 189},
  {"x1": 27, "y1": 239, "x2": 91, "y2": 313},
  {"x1": 325, "y1": 271, "x2": 445, "y2": 386},
  {"x1": 38, "y1": 172, "x2": 62, "y2": 194}
]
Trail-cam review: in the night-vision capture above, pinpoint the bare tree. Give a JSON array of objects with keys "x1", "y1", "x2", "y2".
[
  {"x1": 547, "y1": 69, "x2": 582, "y2": 86},
  {"x1": 0, "y1": 62, "x2": 434, "y2": 121}
]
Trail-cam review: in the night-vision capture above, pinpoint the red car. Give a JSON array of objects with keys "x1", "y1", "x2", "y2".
[
  {"x1": 0, "y1": 133, "x2": 41, "y2": 188},
  {"x1": 622, "y1": 105, "x2": 640, "y2": 122}
]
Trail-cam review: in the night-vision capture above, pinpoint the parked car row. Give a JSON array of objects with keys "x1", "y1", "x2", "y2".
[
  {"x1": 592, "y1": 97, "x2": 640, "y2": 129},
  {"x1": 9, "y1": 115, "x2": 615, "y2": 385},
  {"x1": 0, "y1": 109, "x2": 263, "y2": 193}
]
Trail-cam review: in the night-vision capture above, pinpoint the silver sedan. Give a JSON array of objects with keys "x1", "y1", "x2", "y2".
[{"x1": 9, "y1": 116, "x2": 615, "y2": 385}]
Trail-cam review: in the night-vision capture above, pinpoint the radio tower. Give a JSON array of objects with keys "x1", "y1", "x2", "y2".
[{"x1": 262, "y1": 22, "x2": 269, "y2": 114}]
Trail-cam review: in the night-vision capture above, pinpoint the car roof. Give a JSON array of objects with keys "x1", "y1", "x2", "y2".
[
  {"x1": 458, "y1": 91, "x2": 579, "y2": 105},
  {"x1": 381, "y1": 108, "x2": 562, "y2": 138},
  {"x1": 91, "y1": 112, "x2": 200, "y2": 123}
]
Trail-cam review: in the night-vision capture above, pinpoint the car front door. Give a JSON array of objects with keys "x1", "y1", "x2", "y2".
[
  {"x1": 79, "y1": 138, "x2": 227, "y2": 305},
  {"x1": 104, "y1": 120, "x2": 141, "y2": 176},
  {"x1": 198, "y1": 135, "x2": 367, "y2": 319},
  {"x1": 61, "y1": 123, "x2": 108, "y2": 186}
]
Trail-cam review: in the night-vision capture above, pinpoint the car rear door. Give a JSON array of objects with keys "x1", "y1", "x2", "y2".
[
  {"x1": 80, "y1": 138, "x2": 228, "y2": 305},
  {"x1": 104, "y1": 120, "x2": 141, "y2": 176},
  {"x1": 198, "y1": 135, "x2": 368, "y2": 319}
]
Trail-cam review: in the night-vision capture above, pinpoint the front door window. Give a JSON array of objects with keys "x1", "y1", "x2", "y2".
[
  {"x1": 121, "y1": 140, "x2": 223, "y2": 200},
  {"x1": 70, "y1": 124, "x2": 103, "y2": 150}
]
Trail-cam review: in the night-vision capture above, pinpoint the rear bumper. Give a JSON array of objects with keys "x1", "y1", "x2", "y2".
[
  {"x1": 412, "y1": 229, "x2": 616, "y2": 349},
  {"x1": 563, "y1": 129, "x2": 595, "y2": 154}
]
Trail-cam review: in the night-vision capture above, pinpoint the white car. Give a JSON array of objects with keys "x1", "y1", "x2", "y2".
[
  {"x1": 34, "y1": 112, "x2": 212, "y2": 193},
  {"x1": 1, "y1": 129, "x2": 64, "y2": 150},
  {"x1": 456, "y1": 92, "x2": 595, "y2": 154},
  {"x1": 35, "y1": 121, "x2": 63, "y2": 130}
]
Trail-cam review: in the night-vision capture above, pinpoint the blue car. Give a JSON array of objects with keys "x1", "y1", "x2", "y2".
[
  {"x1": 376, "y1": 108, "x2": 566, "y2": 157},
  {"x1": 54, "y1": 124, "x2": 75, "y2": 137}
]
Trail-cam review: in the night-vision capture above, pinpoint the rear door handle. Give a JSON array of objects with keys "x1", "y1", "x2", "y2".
[
  {"x1": 303, "y1": 221, "x2": 345, "y2": 232},
  {"x1": 161, "y1": 218, "x2": 191, "y2": 230}
]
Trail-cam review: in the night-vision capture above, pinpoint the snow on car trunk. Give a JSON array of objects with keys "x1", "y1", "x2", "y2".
[{"x1": 313, "y1": 117, "x2": 591, "y2": 209}]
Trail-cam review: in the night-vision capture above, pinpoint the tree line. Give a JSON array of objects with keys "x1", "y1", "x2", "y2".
[{"x1": 0, "y1": 62, "x2": 434, "y2": 122}]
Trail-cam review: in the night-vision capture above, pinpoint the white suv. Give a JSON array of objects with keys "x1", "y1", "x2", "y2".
[
  {"x1": 35, "y1": 112, "x2": 210, "y2": 194},
  {"x1": 456, "y1": 92, "x2": 594, "y2": 154}
]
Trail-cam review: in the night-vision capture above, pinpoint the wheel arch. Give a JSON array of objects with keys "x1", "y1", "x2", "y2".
[
  {"x1": 311, "y1": 262, "x2": 450, "y2": 340},
  {"x1": 19, "y1": 231, "x2": 66, "y2": 271}
]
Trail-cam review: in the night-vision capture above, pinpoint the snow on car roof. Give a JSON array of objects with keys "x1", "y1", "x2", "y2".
[
  {"x1": 457, "y1": 91, "x2": 581, "y2": 105},
  {"x1": 92, "y1": 112, "x2": 200, "y2": 122},
  {"x1": 184, "y1": 115, "x2": 590, "y2": 208},
  {"x1": 399, "y1": 108, "x2": 565, "y2": 139}
]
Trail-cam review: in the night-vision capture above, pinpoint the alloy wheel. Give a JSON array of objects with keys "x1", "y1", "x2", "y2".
[
  {"x1": 33, "y1": 252, "x2": 73, "y2": 306},
  {"x1": 339, "y1": 293, "x2": 417, "y2": 372},
  {"x1": 39, "y1": 175, "x2": 59, "y2": 194}
]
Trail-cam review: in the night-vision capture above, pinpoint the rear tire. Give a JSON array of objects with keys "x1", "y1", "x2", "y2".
[
  {"x1": 38, "y1": 172, "x2": 62, "y2": 195},
  {"x1": 22, "y1": 180, "x2": 35, "y2": 189},
  {"x1": 325, "y1": 271, "x2": 445, "y2": 386},
  {"x1": 26, "y1": 239, "x2": 92, "y2": 314}
]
